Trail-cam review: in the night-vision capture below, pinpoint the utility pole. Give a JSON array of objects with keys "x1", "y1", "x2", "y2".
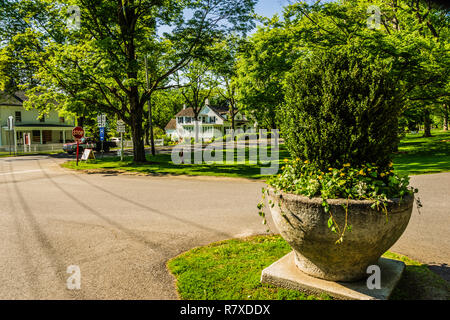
[{"x1": 144, "y1": 56, "x2": 156, "y2": 156}]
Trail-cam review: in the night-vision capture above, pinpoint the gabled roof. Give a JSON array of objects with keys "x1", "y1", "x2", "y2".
[
  {"x1": 165, "y1": 118, "x2": 177, "y2": 130},
  {"x1": 175, "y1": 107, "x2": 196, "y2": 118},
  {"x1": 0, "y1": 91, "x2": 27, "y2": 106},
  {"x1": 175, "y1": 105, "x2": 230, "y2": 119},
  {"x1": 209, "y1": 105, "x2": 229, "y2": 116}
]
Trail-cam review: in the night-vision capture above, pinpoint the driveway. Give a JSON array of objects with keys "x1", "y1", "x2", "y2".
[{"x1": 0, "y1": 156, "x2": 448, "y2": 299}]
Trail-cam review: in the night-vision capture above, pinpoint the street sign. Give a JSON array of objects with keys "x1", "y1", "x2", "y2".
[
  {"x1": 81, "y1": 149, "x2": 95, "y2": 161},
  {"x1": 97, "y1": 114, "x2": 107, "y2": 127},
  {"x1": 116, "y1": 120, "x2": 126, "y2": 161},
  {"x1": 72, "y1": 126, "x2": 84, "y2": 166},
  {"x1": 72, "y1": 126, "x2": 85, "y2": 140},
  {"x1": 117, "y1": 120, "x2": 126, "y2": 133},
  {"x1": 99, "y1": 127, "x2": 105, "y2": 142}
]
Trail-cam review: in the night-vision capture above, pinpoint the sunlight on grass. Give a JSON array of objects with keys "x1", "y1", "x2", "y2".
[
  {"x1": 62, "y1": 130, "x2": 450, "y2": 179},
  {"x1": 167, "y1": 235, "x2": 450, "y2": 300}
]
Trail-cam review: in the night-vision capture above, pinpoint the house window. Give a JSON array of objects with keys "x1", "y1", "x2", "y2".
[
  {"x1": 178, "y1": 117, "x2": 184, "y2": 124},
  {"x1": 210, "y1": 116, "x2": 216, "y2": 124},
  {"x1": 32, "y1": 130, "x2": 41, "y2": 143},
  {"x1": 39, "y1": 115, "x2": 45, "y2": 123},
  {"x1": 185, "y1": 117, "x2": 192, "y2": 124},
  {"x1": 15, "y1": 111, "x2": 22, "y2": 123},
  {"x1": 59, "y1": 117, "x2": 65, "y2": 123}
]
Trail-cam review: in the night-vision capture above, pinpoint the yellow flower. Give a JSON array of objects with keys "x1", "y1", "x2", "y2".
[
  {"x1": 343, "y1": 163, "x2": 351, "y2": 167},
  {"x1": 318, "y1": 176, "x2": 323, "y2": 180},
  {"x1": 359, "y1": 170, "x2": 365, "y2": 175},
  {"x1": 380, "y1": 173, "x2": 385, "y2": 177},
  {"x1": 389, "y1": 162, "x2": 394, "y2": 167},
  {"x1": 340, "y1": 173, "x2": 345, "y2": 177},
  {"x1": 304, "y1": 160, "x2": 309, "y2": 164},
  {"x1": 281, "y1": 166, "x2": 285, "y2": 170},
  {"x1": 328, "y1": 168, "x2": 333, "y2": 171},
  {"x1": 284, "y1": 159, "x2": 289, "y2": 163},
  {"x1": 296, "y1": 158, "x2": 300, "y2": 162}
]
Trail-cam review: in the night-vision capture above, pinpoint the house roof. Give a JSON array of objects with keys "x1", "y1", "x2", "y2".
[
  {"x1": 165, "y1": 118, "x2": 177, "y2": 130},
  {"x1": 174, "y1": 105, "x2": 230, "y2": 118},
  {"x1": 210, "y1": 105, "x2": 229, "y2": 116},
  {"x1": 0, "y1": 91, "x2": 27, "y2": 106},
  {"x1": 175, "y1": 107, "x2": 196, "y2": 117}
]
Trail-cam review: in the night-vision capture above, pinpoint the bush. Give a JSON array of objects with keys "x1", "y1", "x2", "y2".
[
  {"x1": 153, "y1": 127, "x2": 165, "y2": 139},
  {"x1": 279, "y1": 50, "x2": 401, "y2": 172},
  {"x1": 163, "y1": 135, "x2": 173, "y2": 146}
]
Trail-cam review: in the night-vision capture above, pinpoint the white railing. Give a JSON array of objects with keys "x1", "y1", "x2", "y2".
[{"x1": 0, "y1": 143, "x2": 64, "y2": 153}]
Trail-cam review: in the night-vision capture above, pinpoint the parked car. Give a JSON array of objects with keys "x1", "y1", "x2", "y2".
[
  {"x1": 110, "y1": 137, "x2": 121, "y2": 147},
  {"x1": 63, "y1": 137, "x2": 114, "y2": 154}
]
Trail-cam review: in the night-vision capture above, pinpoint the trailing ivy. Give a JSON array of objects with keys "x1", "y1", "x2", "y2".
[{"x1": 258, "y1": 159, "x2": 419, "y2": 243}]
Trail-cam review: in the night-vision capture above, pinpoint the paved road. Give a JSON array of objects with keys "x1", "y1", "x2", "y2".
[
  {"x1": 0, "y1": 156, "x2": 448, "y2": 299},
  {"x1": 391, "y1": 172, "x2": 450, "y2": 282}
]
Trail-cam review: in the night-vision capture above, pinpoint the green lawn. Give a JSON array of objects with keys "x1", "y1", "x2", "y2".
[
  {"x1": 62, "y1": 130, "x2": 450, "y2": 178},
  {"x1": 394, "y1": 130, "x2": 450, "y2": 175},
  {"x1": 167, "y1": 235, "x2": 450, "y2": 300},
  {"x1": 62, "y1": 145, "x2": 289, "y2": 179}
]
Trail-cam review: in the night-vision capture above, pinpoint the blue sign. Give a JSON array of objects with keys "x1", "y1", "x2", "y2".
[{"x1": 99, "y1": 127, "x2": 105, "y2": 142}]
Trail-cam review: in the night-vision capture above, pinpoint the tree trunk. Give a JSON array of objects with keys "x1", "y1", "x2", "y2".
[
  {"x1": 230, "y1": 102, "x2": 236, "y2": 131},
  {"x1": 443, "y1": 104, "x2": 448, "y2": 131},
  {"x1": 144, "y1": 57, "x2": 156, "y2": 156},
  {"x1": 148, "y1": 98, "x2": 156, "y2": 156},
  {"x1": 423, "y1": 108, "x2": 432, "y2": 137},
  {"x1": 129, "y1": 94, "x2": 147, "y2": 163},
  {"x1": 145, "y1": 119, "x2": 150, "y2": 146},
  {"x1": 77, "y1": 116, "x2": 85, "y2": 127}
]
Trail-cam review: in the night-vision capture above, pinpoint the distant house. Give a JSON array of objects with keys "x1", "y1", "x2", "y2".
[
  {"x1": 0, "y1": 91, "x2": 75, "y2": 150},
  {"x1": 165, "y1": 100, "x2": 250, "y2": 141}
]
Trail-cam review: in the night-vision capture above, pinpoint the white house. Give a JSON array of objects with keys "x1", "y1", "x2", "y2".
[
  {"x1": 165, "y1": 101, "x2": 250, "y2": 141},
  {"x1": 0, "y1": 91, "x2": 75, "y2": 151}
]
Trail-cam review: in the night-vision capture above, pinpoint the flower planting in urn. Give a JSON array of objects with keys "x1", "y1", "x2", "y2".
[{"x1": 258, "y1": 49, "x2": 417, "y2": 282}]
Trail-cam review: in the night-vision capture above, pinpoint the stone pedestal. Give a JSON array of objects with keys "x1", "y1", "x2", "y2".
[{"x1": 261, "y1": 252, "x2": 405, "y2": 300}]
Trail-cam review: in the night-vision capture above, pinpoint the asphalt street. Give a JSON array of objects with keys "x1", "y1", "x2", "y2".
[{"x1": 0, "y1": 155, "x2": 448, "y2": 299}]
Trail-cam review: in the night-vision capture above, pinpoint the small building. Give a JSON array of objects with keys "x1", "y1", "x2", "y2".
[
  {"x1": 0, "y1": 91, "x2": 75, "y2": 151},
  {"x1": 165, "y1": 101, "x2": 250, "y2": 141}
]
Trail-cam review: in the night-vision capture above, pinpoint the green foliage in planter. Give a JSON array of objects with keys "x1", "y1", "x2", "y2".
[
  {"x1": 259, "y1": 49, "x2": 420, "y2": 242},
  {"x1": 261, "y1": 159, "x2": 418, "y2": 243},
  {"x1": 279, "y1": 49, "x2": 402, "y2": 172}
]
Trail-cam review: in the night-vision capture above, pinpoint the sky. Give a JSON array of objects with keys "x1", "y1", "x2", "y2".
[
  {"x1": 254, "y1": 0, "x2": 289, "y2": 18},
  {"x1": 157, "y1": 0, "x2": 293, "y2": 36}
]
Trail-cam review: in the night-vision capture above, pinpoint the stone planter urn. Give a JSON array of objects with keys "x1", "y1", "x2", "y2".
[{"x1": 266, "y1": 187, "x2": 414, "y2": 282}]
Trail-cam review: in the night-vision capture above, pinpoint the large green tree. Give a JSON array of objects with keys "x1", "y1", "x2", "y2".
[
  {"x1": 0, "y1": 0, "x2": 256, "y2": 162},
  {"x1": 235, "y1": 15, "x2": 302, "y2": 129},
  {"x1": 176, "y1": 59, "x2": 216, "y2": 142},
  {"x1": 236, "y1": 0, "x2": 449, "y2": 131}
]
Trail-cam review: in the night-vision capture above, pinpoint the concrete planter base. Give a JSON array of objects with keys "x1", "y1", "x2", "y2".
[
  {"x1": 266, "y1": 188, "x2": 414, "y2": 282},
  {"x1": 261, "y1": 252, "x2": 405, "y2": 300}
]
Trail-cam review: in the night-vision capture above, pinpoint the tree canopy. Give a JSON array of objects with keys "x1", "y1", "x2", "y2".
[{"x1": 0, "y1": 0, "x2": 256, "y2": 161}]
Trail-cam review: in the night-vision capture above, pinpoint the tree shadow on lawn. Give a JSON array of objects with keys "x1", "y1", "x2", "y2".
[
  {"x1": 136, "y1": 161, "x2": 267, "y2": 179},
  {"x1": 428, "y1": 263, "x2": 450, "y2": 283},
  {"x1": 394, "y1": 143, "x2": 450, "y2": 175},
  {"x1": 391, "y1": 264, "x2": 450, "y2": 300}
]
